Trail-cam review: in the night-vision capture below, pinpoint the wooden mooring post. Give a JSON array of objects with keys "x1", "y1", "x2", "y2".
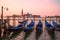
[{"x1": 13, "y1": 15, "x2": 16, "y2": 26}]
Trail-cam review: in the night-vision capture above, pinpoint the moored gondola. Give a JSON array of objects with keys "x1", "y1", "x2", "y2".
[
  {"x1": 8, "y1": 20, "x2": 27, "y2": 39},
  {"x1": 24, "y1": 20, "x2": 34, "y2": 32},
  {"x1": 45, "y1": 21, "x2": 55, "y2": 31},
  {"x1": 36, "y1": 20, "x2": 43, "y2": 31},
  {"x1": 35, "y1": 20, "x2": 43, "y2": 40},
  {"x1": 45, "y1": 21, "x2": 55, "y2": 40},
  {"x1": 52, "y1": 20, "x2": 60, "y2": 31},
  {"x1": 24, "y1": 20, "x2": 34, "y2": 40}
]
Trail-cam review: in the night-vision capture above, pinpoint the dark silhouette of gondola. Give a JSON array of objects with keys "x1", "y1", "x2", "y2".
[
  {"x1": 45, "y1": 21, "x2": 55, "y2": 40},
  {"x1": 8, "y1": 20, "x2": 27, "y2": 39},
  {"x1": 24, "y1": 20, "x2": 34, "y2": 40},
  {"x1": 35, "y1": 20, "x2": 43, "y2": 40},
  {"x1": 52, "y1": 20, "x2": 60, "y2": 31},
  {"x1": 45, "y1": 21, "x2": 55, "y2": 31}
]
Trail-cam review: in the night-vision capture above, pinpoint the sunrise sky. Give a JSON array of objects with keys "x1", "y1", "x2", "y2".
[{"x1": 0, "y1": 0, "x2": 60, "y2": 17}]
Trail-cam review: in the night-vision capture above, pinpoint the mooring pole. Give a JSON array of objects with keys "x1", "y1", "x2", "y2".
[
  {"x1": 1, "y1": 6, "x2": 3, "y2": 37},
  {"x1": 34, "y1": 15, "x2": 35, "y2": 30},
  {"x1": 1, "y1": 6, "x2": 3, "y2": 23}
]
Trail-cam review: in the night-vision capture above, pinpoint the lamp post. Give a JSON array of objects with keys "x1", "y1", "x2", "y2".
[
  {"x1": 1, "y1": 6, "x2": 3, "y2": 23},
  {"x1": 1, "y1": 6, "x2": 8, "y2": 23},
  {"x1": 1, "y1": 6, "x2": 8, "y2": 38}
]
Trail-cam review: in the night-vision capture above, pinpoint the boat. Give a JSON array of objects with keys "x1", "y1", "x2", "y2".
[
  {"x1": 24, "y1": 20, "x2": 34, "y2": 40},
  {"x1": 45, "y1": 21, "x2": 55, "y2": 31},
  {"x1": 36, "y1": 20, "x2": 43, "y2": 31},
  {"x1": 8, "y1": 20, "x2": 27, "y2": 39},
  {"x1": 45, "y1": 21, "x2": 55, "y2": 40},
  {"x1": 35, "y1": 20, "x2": 43, "y2": 40},
  {"x1": 24, "y1": 20, "x2": 34, "y2": 31},
  {"x1": 8, "y1": 20, "x2": 27, "y2": 32},
  {"x1": 52, "y1": 20, "x2": 60, "y2": 31}
]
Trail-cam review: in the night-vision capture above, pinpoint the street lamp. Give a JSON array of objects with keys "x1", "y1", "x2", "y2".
[
  {"x1": 1, "y1": 6, "x2": 8, "y2": 23},
  {"x1": 1, "y1": 6, "x2": 8, "y2": 37}
]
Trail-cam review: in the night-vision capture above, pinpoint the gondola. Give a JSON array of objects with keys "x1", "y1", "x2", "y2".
[
  {"x1": 8, "y1": 20, "x2": 27, "y2": 39},
  {"x1": 24, "y1": 20, "x2": 34, "y2": 40},
  {"x1": 35, "y1": 20, "x2": 43, "y2": 40},
  {"x1": 8, "y1": 20, "x2": 27, "y2": 32},
  {"x1": 45, "y1": 21, "x2": 55, "y2": 31},
  {"x1": 45, "y1": 21, "x2": 55, "y2": 40},
  {"x1": 36, "y1": 20, "x2": 43, "y2": 31},
  {"x1": 24, "y1": 20, "x2": 34, "y2": 31},
  {"x1": 52, "y1": 20, "x2": 60, "y2": 31}
]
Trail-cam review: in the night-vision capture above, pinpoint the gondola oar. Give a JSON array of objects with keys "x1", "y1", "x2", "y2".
[
  {"x1": 24, "y1": 20, "x2": 34, "y2": 40},
  {"x1": 36, "y1": 20, "x2": 43, "y2": 40}
]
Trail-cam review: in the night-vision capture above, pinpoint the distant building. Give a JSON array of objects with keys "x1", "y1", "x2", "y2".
[
  {"x1": 33, "y1": 15, "x2": 41, "y2": 18},
  {"x1": 6, "y1": 12, "x2": 41, "y2": 18},
  {"x1": 23, "y1": 12, "x2": 41, "y2": 18},
  {"x1": 54, "y1": 16, "x2": 60, "y2": 18},
  {"x1": 45, "y1": 16, "x2": 60, "y2": 18}
]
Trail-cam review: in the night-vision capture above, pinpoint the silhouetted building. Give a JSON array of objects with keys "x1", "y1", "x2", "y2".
[{"x1": 23, "y1": 12, "x2": 41, "y2": 18}]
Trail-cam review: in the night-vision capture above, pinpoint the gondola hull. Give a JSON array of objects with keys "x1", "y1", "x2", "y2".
[
  {"x1": 52, "y1": 21, "x2": 60, "y2": 31},
  {"x1": 36, "y1": 28, "x2": 42, "y2": 40},
  {"x1": 47, "y1": 28, "x2": 55, "y2": 40},
  {"x1": 35, "y1": 20, "x2": 43, "y2": 40},
  {"x1": 24, "y1": 20, "x2": 34, "y2": 40},
  {"x1": 8, "y1": 27, "x2": 23, "y2": 32},
  {"x1": 24, "y1": 27, "x2": 34, "y2": 40},
  {"x1": 9, "y1": 28, "x2": 23, "y2": 39}
]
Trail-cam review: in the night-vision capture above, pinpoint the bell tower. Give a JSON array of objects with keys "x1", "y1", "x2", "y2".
[{"x1": 21, "y1": 9, "x2": 23, "y2": 15}]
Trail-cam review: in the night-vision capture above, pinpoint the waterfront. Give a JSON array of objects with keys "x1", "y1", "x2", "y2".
[{"x1": 0, "y1": 15, "x2": 60, "y2": 40}]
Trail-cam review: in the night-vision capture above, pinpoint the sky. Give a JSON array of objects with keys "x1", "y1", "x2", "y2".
[{"x1": 0, "y1": 0, "x2": 60, "y2": 17}]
